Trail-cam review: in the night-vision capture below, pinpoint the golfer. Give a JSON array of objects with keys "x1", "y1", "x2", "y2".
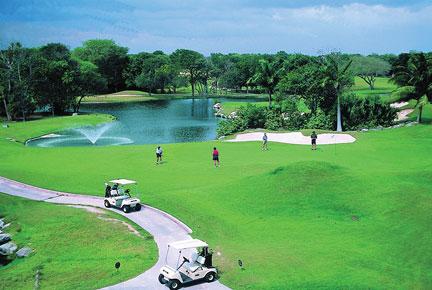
[
  {"x1": 156, "y1": 146, "x2": 163, "y2": 164},
  {"x1": 262, "y1": 133, "x2": 268, "y2": 151},
  {"x1": 311, "y1": 131, "x2": 318, "y2": 150},
  {"x1": 212, "y1": 147, "x2": 220, "y2": 167}
]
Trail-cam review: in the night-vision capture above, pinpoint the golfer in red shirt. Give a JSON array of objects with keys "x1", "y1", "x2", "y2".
[{"x1": 212, "y1": 147, "x2": 220, "y2": 167}]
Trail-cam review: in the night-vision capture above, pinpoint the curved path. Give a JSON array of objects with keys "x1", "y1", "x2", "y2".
[{"x1": 0, "y1": 176, "x2": 230, "y2": 290}]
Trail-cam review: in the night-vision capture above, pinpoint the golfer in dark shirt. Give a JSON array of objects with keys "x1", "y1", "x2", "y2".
[{"x1": 311, "y1": 131, "x2": 317, "y2": 150}]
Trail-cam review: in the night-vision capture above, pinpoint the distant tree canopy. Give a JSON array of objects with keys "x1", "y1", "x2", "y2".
[
  {"x1": 351, "y1": 55, "x2": 391, "y2": 90},
  {"x1": 72, "y1": 39, "x2": 128, "y2": 92},
  {"x1": 0, "y1": 39, "x2": 429, "y2": 129}
]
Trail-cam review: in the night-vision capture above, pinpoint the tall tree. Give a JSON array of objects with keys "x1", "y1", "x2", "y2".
[
  {"x1": 73, "y1": 60, "x2": 107, "y2": 113},
  {"x1": 0, "y1": 43, "x2": 37, "y2": 120},
  {"x1": 171, "y1": 49, "x2": 206, "y2": 97},
  {"x1": 351, "y1": 55, "x2": 391, "y2": 90},
  {"x1": 252, "y1": 58, "x2": 284, "y2": 107},
  {"x1": 34, "y1": 43, "x2": 80, "y2": 115},
  {"x1": 319, "y1": 53, "x2": 354, "y2": 132},
  {"x1": 391, "y1": 52, "x2": 432, "y2": 123},
  {"x1": 73, "y1": 39, "x2": 128, "y2": 92}
]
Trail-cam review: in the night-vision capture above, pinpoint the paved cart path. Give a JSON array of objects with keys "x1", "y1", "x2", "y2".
[{"x1": 0, "y1": 176, "x2": 230, "y2": 290}]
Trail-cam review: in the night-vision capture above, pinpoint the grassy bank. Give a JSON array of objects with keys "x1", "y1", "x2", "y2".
[
  {"x1": 0, "y1": 194, "x2": 157, "y2": 289},
  {"x1": 0, "y1": 113, "x2": 431, "y2": 289}
]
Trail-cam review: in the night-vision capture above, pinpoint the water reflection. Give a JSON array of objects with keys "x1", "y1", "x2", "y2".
[{"x1": 27, "y1": 98, "x2": 258, "y2": 147}]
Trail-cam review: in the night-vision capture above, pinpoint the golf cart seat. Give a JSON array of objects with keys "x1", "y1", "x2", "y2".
[{"x1": 186, "y1": 255, "x2": 205, "y2": 272}]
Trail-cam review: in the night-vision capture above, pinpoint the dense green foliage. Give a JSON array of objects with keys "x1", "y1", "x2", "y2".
[
  {"x1": 1, "y1": 39, "x2": 430, "y2": 132},
  {"x1": 391, "y1": 52, "x2": 432, "y2": 123},
  {"x1": 0, "y1": 114, "x2": 431, "y2": 289},
  {"x1": 0, "y1": 193, "x2": 157, "y2": 289}
]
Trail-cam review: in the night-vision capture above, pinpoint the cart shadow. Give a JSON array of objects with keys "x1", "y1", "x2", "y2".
[{"x1": 163, "y1": 280, "x2": 217, "y2": 289}]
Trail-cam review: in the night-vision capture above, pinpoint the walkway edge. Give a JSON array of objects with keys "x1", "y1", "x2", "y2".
[
  {"x1": 0, "y1": 176, "x2": 193, "y2": 234},
  {"x1": 144, "y1": 205, "x2": 193, "y2": 234}
]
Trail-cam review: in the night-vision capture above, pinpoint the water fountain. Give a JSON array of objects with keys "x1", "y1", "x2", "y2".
[
  {"x1": 74, "y1": 123, "x2": 114, "y2": 145},
  {"x1": 26, "y1": 122, "x2": 134, "y2": 147}
]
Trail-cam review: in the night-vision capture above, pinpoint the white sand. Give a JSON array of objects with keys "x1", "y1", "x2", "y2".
[
  {"x1": 227, "y1": 132, "x2": 356, "y2": 145},
  {"x1": 397, "y1": 109, "x2": 414, "y2": 121},
  {"x1": 390, "y1": 101, "x2": 409, "y2": 108}
]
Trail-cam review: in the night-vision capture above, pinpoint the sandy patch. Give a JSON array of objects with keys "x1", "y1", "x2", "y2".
[
  {"x1": 396, "y1": 109, "x2": 414, "y2": 121},
  {"x1": 68, "y1": 205, "x2": 142, "y2": 237},
  {"x1": 390, "y1": 101, "x2": 409, "y2": 109},
  {"x1": 68, "y1": 205, "x2": 105, "y2": 214},
  {"x1": 227, "y1": 132, "x2": 356, "y2": 145},
  {"x1": 98, "y1": 216, "x2": 142, "y2": 237}
]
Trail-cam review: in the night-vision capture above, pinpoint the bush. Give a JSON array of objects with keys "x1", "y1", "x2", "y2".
[
  {"x1": 237, "y1": 104, "x2": 268, "y2": 128},
  {"x1": 305, "y1": 110, "x2": 333, "y2": 130},
  {"x1": 264, "y1": 110, "x2": 284, "y2": 130},
  {"x1": 341, "y1": 95, "x2": 397, "y2": 130},
  {"x1": 216, "y1": 118, "x2": 247, "y2": 137}
]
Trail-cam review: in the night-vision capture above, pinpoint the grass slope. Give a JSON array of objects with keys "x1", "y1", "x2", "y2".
[
  {"x1": 353, "y1": 76, "x2": 398, "y2": 103},
  {"x1": 0, "y1": 194, "x2": 157, "y2": 290},
  {"x1": 0, "y1": 113, "x2": 431, "y2": 288}
]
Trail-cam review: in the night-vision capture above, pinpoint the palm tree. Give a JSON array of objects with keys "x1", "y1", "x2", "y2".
[
  {"x1": 252, "y1": 59, "x2": 283, "y2": 107},
  {"x1": 320, "y1": 53, "x2": 353, "y2": 132},
  {"x1": 391, "y1": 53, "x2": 432, "y2": 123}
]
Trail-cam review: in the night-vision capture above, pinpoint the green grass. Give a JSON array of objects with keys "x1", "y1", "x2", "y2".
[
  {"x1": 353, "y1": 76, "x2": 398, "y2": 103},
  {"x1": 0, "y1": 193, "x2": 157, "y2": 290},
  {"x1": 0, "y1": 113, "x2": 431, "y2": 289},
  {"x1": 1, "y1": 114, "x2": 114, "y2": 143},
  {"x1": 219, "y1": 101, "x2": 268, "y2": 115},
  {"x1": 82, "y1": 87, "x2": 266, "y2": 104}
]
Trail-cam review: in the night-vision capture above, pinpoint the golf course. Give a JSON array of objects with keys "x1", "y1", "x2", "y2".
[
  {"x1": 0, "y1": 100, "x2": 431, "y2": 289},
  {"x1": 2, "y1": 2, "x2": 432, "y2": 287}
]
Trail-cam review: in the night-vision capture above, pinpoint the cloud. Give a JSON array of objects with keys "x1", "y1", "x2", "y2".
[{"x1": 0, "y1": 1, "x2": 431, "y2": 54}]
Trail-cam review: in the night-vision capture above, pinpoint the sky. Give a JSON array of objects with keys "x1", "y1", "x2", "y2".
[{"x1": 0, "y1": 0, "x2": 431, "y2": 55}]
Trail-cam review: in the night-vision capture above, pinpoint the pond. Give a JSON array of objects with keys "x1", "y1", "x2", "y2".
[{"x1": 27, "y1": 98, "x2": 257, "y2": 147}]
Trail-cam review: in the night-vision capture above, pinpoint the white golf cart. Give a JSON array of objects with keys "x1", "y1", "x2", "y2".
[
  {"x1": 158, "y1": 239, "x2": 217, "y2": 289},
  {"x1": 104, "y1": 179, "x2": 141, "y2": 213}
]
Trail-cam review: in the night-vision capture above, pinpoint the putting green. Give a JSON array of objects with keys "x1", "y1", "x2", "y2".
[{"x1": 0, "y1": 108, "x2": 431, "y2": 288}]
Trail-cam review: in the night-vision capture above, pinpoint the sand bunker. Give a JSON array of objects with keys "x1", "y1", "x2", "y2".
[{"x1": 227, "y1": 132, "x2": 356, "y2": 145}]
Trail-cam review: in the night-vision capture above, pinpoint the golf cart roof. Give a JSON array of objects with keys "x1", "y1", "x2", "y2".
[
  {"x1": 168, "y1": 239, "x2": 208, "y2": 250},
  {"x1": 109, "y1": 179, "x2": 137, "y2": 185}
]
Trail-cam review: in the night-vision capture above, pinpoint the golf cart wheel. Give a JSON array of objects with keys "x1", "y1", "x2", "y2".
[
  {"x1": 104, "y1": 200, "x2": 110, "y2": 208},
  {"x1": 135, "y1": 203, "x2": 142, "y2": 211},
  {"x1": 158, "y1": 274, "x2": 167, "y2": 284},
  {"x1": 122, "y1": 205, "x2": 130, "y2": 213},
  {"x1": 168, "y1": 279, "x2": 182, "y2": 290},
  {"x1": 205, "y1": 272, "x2": 216, "y2": 282}
]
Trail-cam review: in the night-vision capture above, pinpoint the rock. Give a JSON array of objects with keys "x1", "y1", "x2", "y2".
[
  {"x1": 16, "y1": 247, "x2": 32, "y2": 258},
  {"x1": 0, "y1": 242, "x2": 17, "y2": 256},
  {"x1": 218, "y1": 136, "x2": 226, "y2": 140},
  {"x1": 361, "y1": 128, "x2": 368, "y2": 132},
  {"x1": 2, "y1": 124, "x2": 8, "y2": 128},
  {"x1": 228, "y1": 111, "x2": 237, "y2": 119},
  {"x1": 0, "y1": 219, "x2": 4, "y2": 229},
  {"x1": 72, "y1": 113, "x2": 78, "y2": 116},
  {"x1": 213, "y1": 103, "x2": 221, "y2": 110},
  {"x1": 0, "y1": 234, "x2": 11, "y2": 245}
]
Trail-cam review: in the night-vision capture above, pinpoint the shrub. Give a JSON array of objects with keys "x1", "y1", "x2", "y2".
[
  {"x1": 341, "y1": 95, "x2": 397, "y2": 130},
  {"x1": 305, "y1": 110, "x2": 333, "y2": 130},
  {"x1": 237, "y1": 104, "x2": 268, "y2": 128},
  {"x1": 216, "y1": 118, "x2": 247, "y2": 137}
]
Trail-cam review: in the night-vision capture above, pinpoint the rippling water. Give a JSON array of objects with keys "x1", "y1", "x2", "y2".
[{"x1": 27, "y1": 98, "x2": 256, "y2": 147}]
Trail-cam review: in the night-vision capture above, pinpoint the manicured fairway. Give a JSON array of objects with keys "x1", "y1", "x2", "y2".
[
  {"x1": 353, "y1": 76, "x2": 398, "y2": 102},
  {"x1": 0, "y1": 111, "x2": 431, "y2": 289},
  {"x1": 0, "y1": 194, "x2": 157, "y2": 290}
]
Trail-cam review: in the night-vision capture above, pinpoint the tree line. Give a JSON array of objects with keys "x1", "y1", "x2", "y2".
[{"x1": 1, "y1": 39, "x2": 431, "y2": 127}]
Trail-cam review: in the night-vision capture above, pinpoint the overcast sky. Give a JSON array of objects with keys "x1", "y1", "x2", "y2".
[{"x1": 1, "y1": 0, "x2": 431, "y2": 55}]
